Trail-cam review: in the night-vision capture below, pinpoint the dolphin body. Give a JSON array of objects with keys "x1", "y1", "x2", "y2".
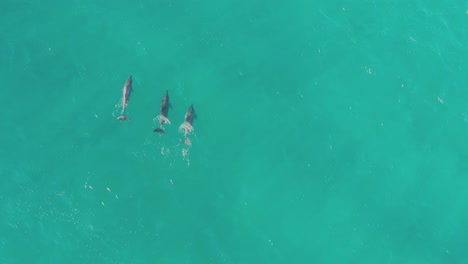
[
  {"x1": 117, "y1": 75, "x2": 133, "y2": 120},
  {"x1": 153, "y1": 90, "x2": 171, "y2": 134},
  {"x1": 179, "y1": 104, "x2": 196, "y2": 145}
]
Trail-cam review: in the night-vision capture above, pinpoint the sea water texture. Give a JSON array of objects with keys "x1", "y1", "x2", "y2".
[{"x1": 1, "y1": 0, "x2": 468, "y2": 263}]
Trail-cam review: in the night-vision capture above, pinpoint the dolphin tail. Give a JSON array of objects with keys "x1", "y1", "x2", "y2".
[
  {"x1": 153, "y1": 127, "x2": 165, "y2": 134},
  {"x1": 181, "y1": 138, "x2": 192, "y2": 146},
  {"x1": 117, "y1": 116, "x2": 129, "y2": 120}
]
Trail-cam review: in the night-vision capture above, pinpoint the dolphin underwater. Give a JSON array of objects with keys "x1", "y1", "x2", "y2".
[
  {"x1": 153, "y1": 90, "x2": 171, "y2": 134},
  {"x1": 117, "y1": 75, "x2": 133, "y2": 120},
  {"x1": 179, "y1": 104, "x2": 196, "y2": 145}
]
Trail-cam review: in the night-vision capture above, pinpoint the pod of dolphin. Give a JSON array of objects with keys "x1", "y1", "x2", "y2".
[{"x1": 116, "y1": 75, "x2": 197, "y2": 146}]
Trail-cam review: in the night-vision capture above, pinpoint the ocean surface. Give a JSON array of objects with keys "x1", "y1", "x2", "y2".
[{"x1": 1, "y1": 0, "x2": 468, "y2": 263}]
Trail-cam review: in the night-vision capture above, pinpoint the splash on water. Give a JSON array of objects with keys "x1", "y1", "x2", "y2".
[{"x1": 182, "y1": 148, "x2": 190, "y2": 167}]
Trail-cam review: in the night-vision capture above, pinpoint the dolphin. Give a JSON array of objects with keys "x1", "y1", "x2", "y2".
[
  {"x1": 153, "y1": 90, "x2": 171, "y2": 134},
  {"x1": 117, "y1": 75, "x2": 133, "y2": 120},
  {"x1": 179, "y1": 104, "x2": 196, "y2": 145}
]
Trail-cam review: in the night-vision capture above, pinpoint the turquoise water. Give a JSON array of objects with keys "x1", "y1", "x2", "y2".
[{"x1": 2, "y1": 0, "x2": 468, "y2": 263}]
